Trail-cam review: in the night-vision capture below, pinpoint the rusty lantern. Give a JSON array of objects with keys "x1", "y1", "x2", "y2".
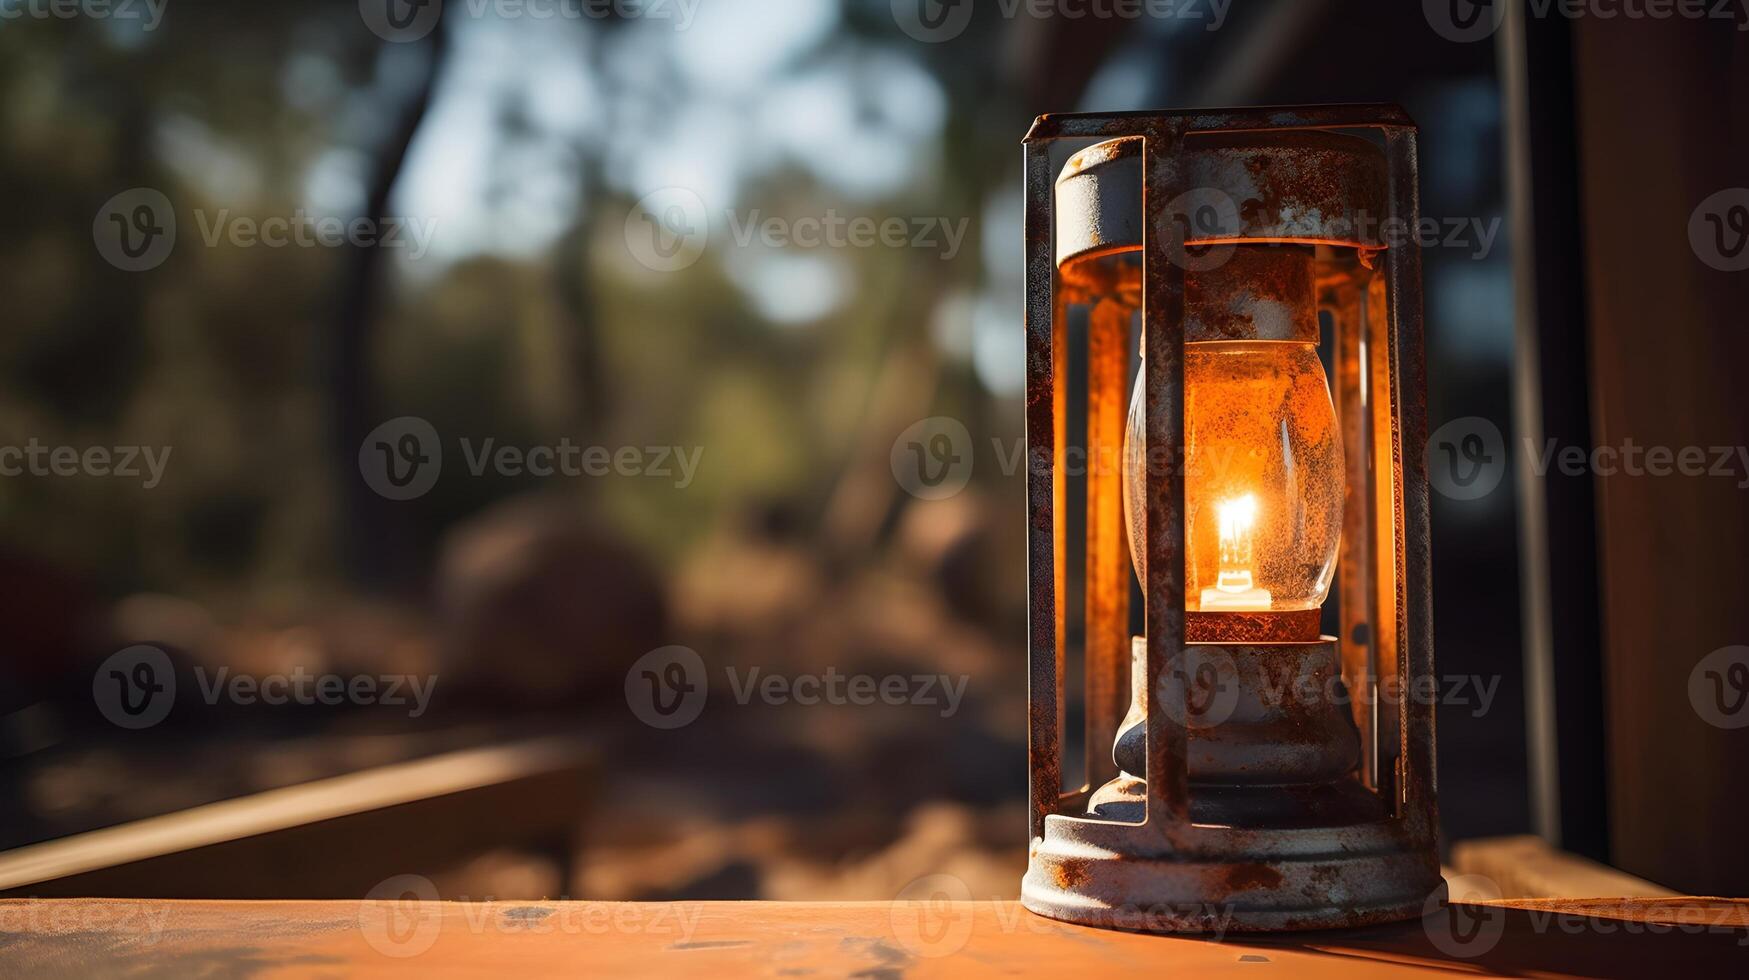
[{"x1": 1018, "y1": 105, "x2": 1443, "y2": 932}]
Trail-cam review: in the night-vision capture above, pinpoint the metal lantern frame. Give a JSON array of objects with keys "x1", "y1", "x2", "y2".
[{"x1": 1019, "y1": 104, "x2": 1441, "y2": 932}]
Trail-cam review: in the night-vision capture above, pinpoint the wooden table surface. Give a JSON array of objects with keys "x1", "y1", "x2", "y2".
[{"x1": 1, "y1": 898, "x2": 1745, "y2": 978}]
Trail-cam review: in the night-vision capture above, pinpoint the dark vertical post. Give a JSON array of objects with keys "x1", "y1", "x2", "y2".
[{"x1": 1024, "y1": 138, "x2": 1063, "y2": 842}]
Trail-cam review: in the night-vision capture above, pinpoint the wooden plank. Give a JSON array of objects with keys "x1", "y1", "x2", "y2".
[
  {"x1": 1452, "y1": 835, "x2": 1675, "y2": 900},
  {"x1": 1, "y1": 899, "x2": 1745, "y2": 978},
  {"x1": 1571, "y1": 16, "x2": 1749, "y2": 893},
  {"x1": 0, "y1": 737, "x2": 593, "y2": 899}
]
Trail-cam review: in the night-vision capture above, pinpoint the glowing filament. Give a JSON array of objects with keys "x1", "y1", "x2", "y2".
[{"x1": 1201, "y1": 494, "x2": 1273, "y2": 611}]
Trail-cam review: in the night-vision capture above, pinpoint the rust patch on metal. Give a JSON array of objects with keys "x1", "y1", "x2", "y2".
[
  {"x1": 1052, "y1": 858, "x2": 1090, "y2": 890},
  {"x1": 1225, "y1": 864, "x2": 1286, "y2": 892},
  {"x1": 1187, "y1": 610, "x2": 1322, "y2": 644}
]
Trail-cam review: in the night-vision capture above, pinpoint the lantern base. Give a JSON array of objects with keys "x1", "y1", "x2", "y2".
[
  {"x1": 1022, "y1": 826, "x2": 1442, "y2": 933},
  {"x1": 1021, "y1": 635, "x2": 1442, "y2": 933}
]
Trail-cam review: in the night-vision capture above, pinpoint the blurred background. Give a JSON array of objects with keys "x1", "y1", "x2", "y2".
[{"x1": 0, "y1": 0, "x2": 1743, "y2": 902}]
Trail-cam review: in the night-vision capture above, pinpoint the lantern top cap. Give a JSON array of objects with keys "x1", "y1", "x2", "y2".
[{"x1": 1053, "y1": 129, "x2": 1391, "y2": 270}]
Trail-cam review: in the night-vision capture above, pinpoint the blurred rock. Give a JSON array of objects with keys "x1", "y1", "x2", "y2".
[{"x1": 437, "y1": 495, "x2": 668, "y2": 707}]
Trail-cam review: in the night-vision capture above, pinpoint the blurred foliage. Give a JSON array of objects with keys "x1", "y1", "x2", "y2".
[{"x1": 0, "y1": 1, "x2": 1024, "y2": 605}]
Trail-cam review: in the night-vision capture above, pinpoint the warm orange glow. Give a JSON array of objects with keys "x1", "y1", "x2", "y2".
[
  {"x1": 1123, "y1": 342, "x2": 1345, "y2": 615},
  {"x1": 1203, "y1": 493, "x2": 1271, "y2": 610}
]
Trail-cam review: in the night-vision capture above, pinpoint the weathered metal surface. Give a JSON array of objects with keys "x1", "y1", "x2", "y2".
[
  {"x1": 1021, "y1": 104, "x2": 1439, "y2": 933},
  {"x1": 1186, "y1": 609, "x2": 1321, "y2": 644},
  {"x1": 1138, "y1": 117, "x2": 1195, "y2": 847},
  {"x1": 1385, "y1": 125, "x2": 1438, "y2": 844},
  {"x1": 1089, "y1": 638, "x2": 1380, "y2": 829},
  {"x1": 1053, "y1": 130, "x2": 1390, "y2": 270},
  {"x1": 1024, "y1": 139, "x2": 1060, "y2": 844},
  {"x1": 4, "y1": 899, "x2": 1748, "y2": 977}
]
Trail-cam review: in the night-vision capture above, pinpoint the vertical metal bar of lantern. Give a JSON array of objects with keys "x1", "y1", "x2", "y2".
[
  {"x1": 1024, "y1": 139, "x2": 1064, "y2": 842},
  {"x1": 1138, "y1": 120, "x2": 1194, "y2": 840},
  {"x1": 1383, "y1": 124, "x2": 1438, "y2": 839},
  {"x1": 1331, "y1": 271, "x2": 1380, "y2": 791}
]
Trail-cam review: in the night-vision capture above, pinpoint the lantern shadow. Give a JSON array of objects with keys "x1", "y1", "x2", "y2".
[{"x1": 1226, "y1": 902, "x2": 1749, "y2": 978}]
